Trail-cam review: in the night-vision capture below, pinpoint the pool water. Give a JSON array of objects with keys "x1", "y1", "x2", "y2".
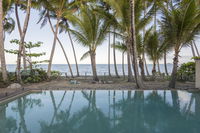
[{"x1": 0, "y1": 90, "x2": 200, "y2": 133}]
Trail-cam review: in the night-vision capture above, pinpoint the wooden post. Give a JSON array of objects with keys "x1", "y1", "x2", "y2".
[{"x1": 196, "y1": 60, "x2": 200, "y2": 89}]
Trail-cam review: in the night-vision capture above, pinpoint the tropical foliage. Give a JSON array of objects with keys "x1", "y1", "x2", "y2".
[{"x1": 0, "y1": 0, "x2": 199, "y2": 88}]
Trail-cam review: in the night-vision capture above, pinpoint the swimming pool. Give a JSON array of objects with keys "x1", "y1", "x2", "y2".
[{"x1": 0, "y1": 90, "x2": 200, "y2": 133}]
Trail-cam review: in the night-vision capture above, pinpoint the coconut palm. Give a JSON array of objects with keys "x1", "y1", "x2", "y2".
[
  {"x1": 69, "y1": 7, "x2": 109, "y2": 81},
  {"x1": 13, "y1": 0, "x2": 32, "y2": 82},
  {"x1": 0, "y1": 0, "x2": 8, "y2": 81},
  {"x1": 113, "y1": 28, "x2": 120, "y2": 78},
  {"x1": 1, "y1": 0, "x2": 15, "y2": 82},
  {"x1": 130, "y1": 0, "x2": 145, "y2": 88},
  {"x1": 160, "y1": 0, "x2": 200, "y2": 88},
  {"x1": 114, "y1": 42, "x2": 127, "y2": 79},
  {"x1": 103, "y1": 0, "x2": 151, "y2": 82},
  {"x1": 58, "y1": 18, "x2": 80, "y2": 77},
  {"x1": 145, "y1": 31, "x2": 165, "y2": 76},
  {"x1": 44, "y1": 0, "x2": 75, "y2": 78}
]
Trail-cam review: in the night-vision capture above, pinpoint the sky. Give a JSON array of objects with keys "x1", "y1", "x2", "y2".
[{"x1": 4, "y1": 9, "x2": 200, "y2": 65}]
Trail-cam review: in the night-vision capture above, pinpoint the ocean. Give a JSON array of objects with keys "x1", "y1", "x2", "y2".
[{"x1": 6, "y1": 64, "x2": 173, "y2": 76}]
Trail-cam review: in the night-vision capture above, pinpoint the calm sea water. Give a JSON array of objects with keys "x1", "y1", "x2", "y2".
[
  {"x1": 6, "y1": 64, "x2": 173, "y2": 76},
  {"x1": 0, "y1": 90, "x2": 200, "y2": 133}
]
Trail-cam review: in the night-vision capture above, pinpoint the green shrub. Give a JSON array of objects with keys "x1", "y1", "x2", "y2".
[
  {"x1": 22, "y1": 68, "x2": 47, "y2": 83},
  {"x1": 50, "y1": 70, "x2": 61, "y2": 79},
  {"x1": 177, "y1": 62, "x2": 195, "y2": 81}
]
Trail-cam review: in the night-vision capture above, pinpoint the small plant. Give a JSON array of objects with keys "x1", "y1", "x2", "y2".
[{"x1": 50, "y1": 71, "x2": 61, "y2": 79}]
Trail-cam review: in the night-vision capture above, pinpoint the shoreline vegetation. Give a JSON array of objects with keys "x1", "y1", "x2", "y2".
[{"x1": 0, "y1": 0, "x2": 200, "y2": 101}]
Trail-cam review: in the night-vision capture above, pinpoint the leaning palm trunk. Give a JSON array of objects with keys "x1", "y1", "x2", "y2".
[
  {"x1": 47, "y1": 13, "x2": 73, "y2": 77},
  {"x1": 113, "y1": 29, "x2": 120, "y2": 78},
  {"x1": 164, "y1": 51, "x2": 169, "y2": 76},
  {"x1": 169, "y1": 50, "x2": 179, "y2": 88},
  {"x1": 144, "y1": 55, "x2": 150, "y2": 76},
  {"x1": 130, "y1": 0, "x2": 145, "y2": 89},
  {"x1": 15, "y1": 4, "x2": 27, "y2": 70},
  {"x1": 16, "y1": 0, "x2": 31, "y2": 82},
  {"x1": 90, "y1": 51, "x2": 99, "y2": 81},
  {"x1": 191, "y1": 43, "x2": 196, "y2": 57},
  {"x1": 0, "y1": 0, "x2": 8, "y2": 81},
  {"x1": 122, "y1": 52, "x2": 125, "y2": 79},
  {"x1": 47, "y1": 17, "x2": 61, "y2": 78},
  {"x1": 67, "y1": 31, "x2": 79, "y2": 77},
  {"x1": 108, "y1": 32, "x2": 111, "y2": 77}
]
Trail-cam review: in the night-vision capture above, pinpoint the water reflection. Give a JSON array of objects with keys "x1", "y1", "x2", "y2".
[{"x1": 0, "y1": 90, "x2": 200, "y2": 133}]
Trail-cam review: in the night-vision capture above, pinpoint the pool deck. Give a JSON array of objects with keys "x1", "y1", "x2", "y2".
[{"x1": 0, "y1": 78, "x2": 199, "y2": 103}]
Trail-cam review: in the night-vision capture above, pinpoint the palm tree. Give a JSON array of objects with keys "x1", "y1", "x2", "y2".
[
  {"x1": 114, "y1": 42, "x2": 127, "y2": 79},
  {"x1": 160, "y1": 0, "x2": 200, "y2": 88},
  {"x1": 0, "y1": 0, "x2": 8, "y2": 81},
  {"x1": 58, "y1": 18, "x2": 80, "y2": 77},
  {"x1": 36, "y1": 0, "x2": 75, "y2": 78},
  {"x1": 130, "y1": 0, "x2": 145, "y2": 88},
  {"x1": 15, "y1": 0, "x2": 31, "y2": 82},
  {"x1": 145, "y1": 31, "x2": 164, "y2": 76},
  {"x1": 45, "y1": 0, "x2": 73, "y2": 78},
  {"x1": 70, "y1": 7, "x2": 109, "y2": 81},
  {"x1": 113, "y1": 28, "x2": 120, "y2": 78}
]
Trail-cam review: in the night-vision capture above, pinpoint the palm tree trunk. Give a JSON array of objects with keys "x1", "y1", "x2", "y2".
[
  {"x1": 169, "y1": 49, "x2": 179, "y2": 88},
  {"x1": 193, "y1": 41, "x2": 200, "y2": 56},
  {"x1": 122, "y1": 52, "x2": 125, "y2": 79},
  {"x1": 153, "y1": 0, "x2": 157, "y2": 32},
  {"x1": 130, "y1": 0, "x2": 145, "y2": 89},
  {"x1": 142, "y1": 0, "x2": 149, "y2": 77},
  {"x1": 164, "y1": 51, "x2": 169, "y2": 76},
  {"x1": 67, "y1": 31, "x2": 79, "y2": 77},
  {"x1": 157, "y1": 59, "x2": 161, "y2": 74},
  {"x1": 108, "y1": 31, "x2": 111, "y2": 77},
  {"x1": 191, "y1": 43, "x2": 196, "y2": 57},
  {"x1": 127, "y1": 38, "x2": 133, "y2": 82},
  {"x1": 47, "y1": 17, "x2": 60, "y2": 78},
  {"x1": 171, "y1": 91, "x2": 180, "y2": 111},
  {"x1": 152, "y1": 61, "x2": 156, "y2": 76},
  {"x1": 144, "y1": 55, "x2": 150, "y2": 76},
  {"x1": 0, "y1": 0, "x2": 8, "y2": 81},
  {"x1": 15, "y1": 4, "x2": 27, "y2": 71},
  {"x1": 90, "y1": 51, "x2": 99, "y2": 81},
  {"x1": 16, "y1": 0, "x2": 31, "y2": 82},
  {"x1": 47, "y1": 13, "x2": 73, "y2": 78},
  {"x1": 139, "y1": 57, "x2": 145, "y2": 80},
  {"x1": 113, "y1": 29, "x2": 120, "y2": 78}
]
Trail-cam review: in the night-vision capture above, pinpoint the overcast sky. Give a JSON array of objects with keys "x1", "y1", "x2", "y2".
[{"x1": 4, "y1": 9, "x2": 200, "y2": 65}]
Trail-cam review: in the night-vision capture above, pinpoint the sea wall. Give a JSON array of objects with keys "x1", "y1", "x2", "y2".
[{"x1": 196, "y1": 60, "x2": 200, "y2": 89}]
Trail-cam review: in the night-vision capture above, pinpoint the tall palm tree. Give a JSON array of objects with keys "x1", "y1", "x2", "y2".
[
  {"x1": 46, "y1": 0, "x2": 74, "y2": 78},
  {"x1": 113, "y1": 28, "x2": 120, "y2": 78},
  {"x1": 36, "y1": 0, "x2": 75, "y2": 78},
  {"x1": 130, "y1": 0, "x2": 145, "y2": 88},
  {"x1": 70, "y1": 7, "x2": 109, "y2": 81},
  {"x1": 58, "y1": 18, "x2": 80, "y2": 77},
  {"x1": 0, "y1": 0, "x2": 8, "y2": 81},
  {"x1": 15, "y1": 0, "x2": 31, "y2": 82},
  {"x1": 145, "y1": 32, "x2": 158, "y2": 75},
  {"x1": 160, "y1": 0, "x2": 200, "y2": 88},
  {"x1": 114, "y1": 42, "x2": 127, "y2": 79}
]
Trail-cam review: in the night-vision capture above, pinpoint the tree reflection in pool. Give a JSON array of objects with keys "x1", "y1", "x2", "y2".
[{"x1": 0, "y1": 90, "x2": 200, "y2": 133}]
